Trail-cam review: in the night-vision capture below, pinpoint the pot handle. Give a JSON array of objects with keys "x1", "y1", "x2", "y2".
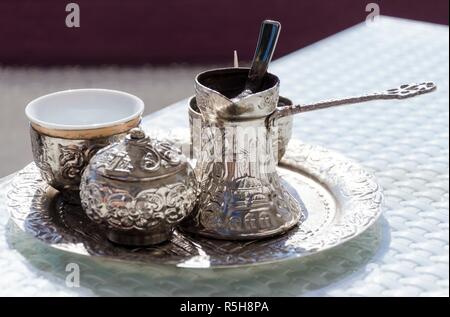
[{"x1": 268, "y1": 82, "x2": 436, "y2": 124}]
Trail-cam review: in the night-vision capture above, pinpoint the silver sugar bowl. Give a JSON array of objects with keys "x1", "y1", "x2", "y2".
[{"x1": 80, "y1": 128, "x2": 198, "y2": 246}]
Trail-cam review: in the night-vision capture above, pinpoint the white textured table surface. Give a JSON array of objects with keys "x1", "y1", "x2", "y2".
[{"x1": 0, "y1": 17, "x2": 448, "y2": 297}]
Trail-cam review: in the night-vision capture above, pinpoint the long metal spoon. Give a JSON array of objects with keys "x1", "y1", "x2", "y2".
[
  {"x1": 233, "y1": 20, "x2": 281, "y2": 100},
  {"x1": 269, "y1": 82, "x2": 437, "y2": 122}
]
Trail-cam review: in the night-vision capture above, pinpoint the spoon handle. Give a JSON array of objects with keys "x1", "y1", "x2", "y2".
[
  {"x1": 246, "y1": 20, "x2": 281, "y2": 92},
  {"x1": 273, "y1": 82, "x2": 437, "y2": 120}
]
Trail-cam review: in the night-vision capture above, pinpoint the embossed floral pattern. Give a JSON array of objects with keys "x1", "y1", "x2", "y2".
[
  {"x1": 80, "y1": 179, "x2": 197, "y2": 231},
  {"x1": 59, "y1": 144, "x2": 86, "y2": 179},
  {"x1": 59, "y1": 144, "x2": 105, "y2": 180},
  {"x1": 30, "y1": 128, "x2": 55, "y2": 183}
]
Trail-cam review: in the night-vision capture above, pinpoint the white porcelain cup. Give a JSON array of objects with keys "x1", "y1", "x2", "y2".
[{"x1": 25, "y1": 89, "x2": 144, "y2": 203}]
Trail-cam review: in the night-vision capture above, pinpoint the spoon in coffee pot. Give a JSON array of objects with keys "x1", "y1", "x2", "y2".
[{"x1": 232, "y1": 20, "x2": 281, "y2": 101}]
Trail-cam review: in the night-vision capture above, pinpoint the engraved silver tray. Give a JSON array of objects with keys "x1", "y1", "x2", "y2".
[{"x1": 6, "y1": 139, "x2": 383, "y2": 268}]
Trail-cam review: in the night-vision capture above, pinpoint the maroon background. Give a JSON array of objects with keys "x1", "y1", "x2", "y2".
[{"x1": 0, "y1": 0, "x2": 448, "y2": 65}]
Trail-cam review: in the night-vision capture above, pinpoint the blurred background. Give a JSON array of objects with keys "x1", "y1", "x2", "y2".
[{"x1": 0, "y1": 0, "x2": 448, "y2": 176}]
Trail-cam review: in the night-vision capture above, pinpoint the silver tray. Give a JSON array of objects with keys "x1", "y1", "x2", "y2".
[{"x1": 7, "y1": 139, "x2": 383, "y2": 268}]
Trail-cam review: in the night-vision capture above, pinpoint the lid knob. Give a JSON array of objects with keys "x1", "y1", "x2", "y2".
[{"x1": 130, "y1": 127, "x2": 145, "y2": 140}]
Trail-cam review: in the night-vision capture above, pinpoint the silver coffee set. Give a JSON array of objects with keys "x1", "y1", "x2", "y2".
[{"x1": 9, "y1": 21, "x2": 436, "y2": 267}]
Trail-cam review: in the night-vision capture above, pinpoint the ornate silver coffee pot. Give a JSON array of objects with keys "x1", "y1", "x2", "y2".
[
  {"x1": 180, "y1": 65, "x2": 437, "y2": 241},
  {"x1": 181, "y1": 68, "x2": 302, "y2": 240}
]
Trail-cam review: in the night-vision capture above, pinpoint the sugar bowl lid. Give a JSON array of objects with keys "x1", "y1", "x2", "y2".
[{"x1": 91, "y1": 128, "x2": 187, "y2": 181}]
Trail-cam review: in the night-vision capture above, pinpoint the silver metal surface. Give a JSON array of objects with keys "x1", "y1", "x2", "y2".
[
  {"x1": 195, "y1": 67, "x2": 280, "y2": 122},
  {"x1": 80, "y1": 128, "x2": 198, "y2": 246},
  {"x1": 190, "y1": 69, "x2": 300, "y2": 239},
  {"x1": 30, "y1": 126, "x2": 127, "y2": 203},
  {"x1": 188, "y1": 95, "x2": 293, "y2": 165},
  {"x1": 7, "y1": 139, "x2": 383, "y2": 268}
]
